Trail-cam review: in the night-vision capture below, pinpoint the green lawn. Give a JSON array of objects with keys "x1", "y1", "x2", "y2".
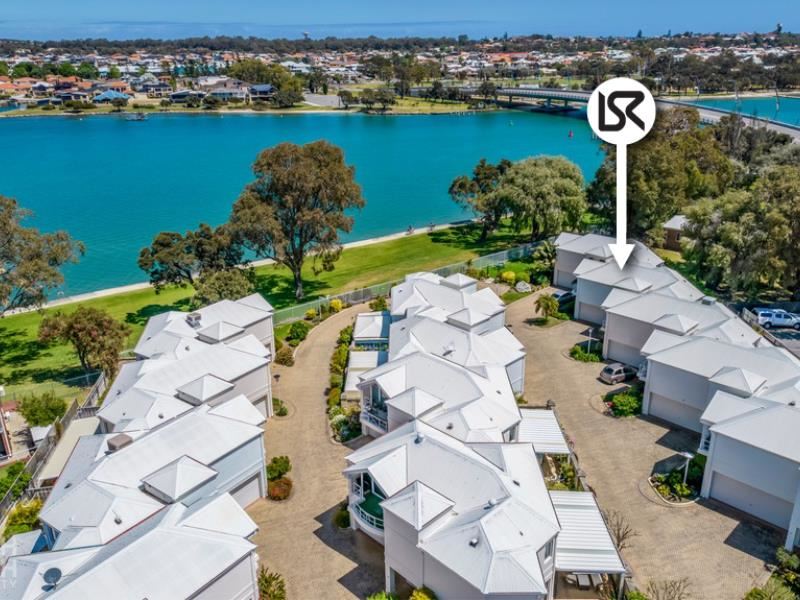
[{"x1": 0, "y1": 223, "x2": 529, "y2": 402}]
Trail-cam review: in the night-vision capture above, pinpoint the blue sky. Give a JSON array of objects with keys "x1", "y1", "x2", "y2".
[{"x1": 1, "y1": 0, "x2": 797, "y2": 40}]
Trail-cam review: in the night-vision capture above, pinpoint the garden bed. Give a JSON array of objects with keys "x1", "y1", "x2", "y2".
[
  {"x1": 604, "y1": 383, "x2": 643, "y2": 417},
  {"x1": 327, "y1": 324, "x2": 362, "y2": 442},
  {"x1": 649, "y1": 455, "x2": 706, "y2": 504}
]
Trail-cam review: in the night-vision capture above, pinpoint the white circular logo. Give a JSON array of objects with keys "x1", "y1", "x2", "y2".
[{"x1": 587, "y1": 77, "x2": 656, "y2": 145}]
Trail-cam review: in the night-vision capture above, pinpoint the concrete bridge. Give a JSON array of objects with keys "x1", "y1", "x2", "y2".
[{"x1": 431, "y1": 86, "x2": 800, "y2": 141}]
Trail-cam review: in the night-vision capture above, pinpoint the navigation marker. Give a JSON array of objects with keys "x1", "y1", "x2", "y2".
[{"x1": 587, "y1": 78, "x2": 656, "y2": 269}]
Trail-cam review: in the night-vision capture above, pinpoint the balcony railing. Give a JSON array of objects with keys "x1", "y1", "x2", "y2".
[
  {"x1": 361, "y1": 410, "x2": 388, "y2": 432},
  {"x1": 353, "y1": 501, "x2": 384, "y2": 530}
]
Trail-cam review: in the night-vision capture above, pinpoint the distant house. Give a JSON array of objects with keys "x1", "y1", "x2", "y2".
[
  {"x1": 92, "y1": 90, "x2": 130, "y2": 103},
  {"x1": 169, "y1": 89, "x2": 205, "y2": 103},
  {"x1": 663, "y1": 214, "x2": 688, "y2": 251},
  {"x1": 249, "y1": 83, "x2": 275, "y2": 101},
  {"x1": 142, "y1": 81, "x2": 173, "y2": 97},
  {"x1": 208, "y1": 86, "x2": 248, "y2": 101}
]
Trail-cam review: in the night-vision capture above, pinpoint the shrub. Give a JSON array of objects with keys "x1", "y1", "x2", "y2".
[
  {"x1": 337, "y1": 325, "x2": 354, "y2": 346},
  {"x1": 288, "y1": 321, "x2": 310, "y2": 342},
  {"x1": 0, "y1": 463, "x2": 31, "y2": 500},
  {"x1": 606, "y1": 385, "x2": 643, "y2": 417},
  {"x1": 3, "y1": 499, "x2": 42, "y2": 541},
  {"x1": 410, "y1": 588, "x2": 438, "y2": 600},
  {"x1": 554, "y1": 311, "x2": 570, "y2": 320},
  {"x1": 465, "y1": 267, "x2": 481, "y2": 279},
  {"x1": 330, "y1": 344, "x2": 349, "y2": 374},
  {"x1": 369, "y1": 296, "x2": 388, "y2": 311},
  {"x1": 274, "y1": 346, "x2": 295, "y2": 366},
  {"x1": 744, "y1": 579, "x2": 796, "y2": 600},
  {"x1": 18, "y1": 390, "x2": 67, "y2": 426},
  {"x1": 569, "y1": 344, "x2": 601, "y2": 362},
  {"x1": 304, "y1": 308, "x2": 317, "y2": 320},
  {"x1": 330, "y1": 298, "x2": 344, "y2": 313},
  {"x1": 776, "y1": 547, "x2": 800, "y2": 593},
  {"x1": 330, "y1": 413, "x2": 348, "y2": 433},
  {"x1": 625, "y1": 592, "x2": 649, "y2": 600},
  {"x1": 366, "y1": 593, "x2": 399, "y2": 600},
  {"x1": 327, "y1": 387, "x2": 341, "y2": 410},
  {"x1": 267, "y1": 477, "x2": 292, "y2": 501},
  {"x1": 333, "y1": 503, "x2": 351, "y2": 528},
  {"x1": 500, "y1": 271, "x2": 516, "y2": 286},
  {"x1": 272, "y1": 397, "x2": 288, "y2": 417},
  {"x1": 257, "y1": 565, "x2": 287, "y2": 600},
  {"x1": 328, "y1": 405, "x2": 343, "y2": 419},
  {"x1": 266, "y1": 456, "x2": 292, "y2": 481},
  {"x1": 329, "y1": 373, "x2": 343, "y2": 390}
]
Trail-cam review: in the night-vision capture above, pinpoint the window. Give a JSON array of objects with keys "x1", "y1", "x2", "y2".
[{"x1": 544, "y1": 539, "x2": 554, "y2": 559}]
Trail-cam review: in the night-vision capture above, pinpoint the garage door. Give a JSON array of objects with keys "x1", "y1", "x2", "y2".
[
  {"x1": 577, "y1": 302, "x2": 605, "y2": 325},
  {"x1": 231, "y1": 475, "x2": 262, "y2": 507},
  {"x1": 605, "y1": 340, "x2": 642, "y2": 367},
  {"x1": 711, "y1": 472, "x2": 793, "y2": 529},
  {"x1": 648, "y1": 393, "x2": 702, "y2": 432},
  {"x1": 555, "y1": 270, "x2": 576, "y2": 289}
]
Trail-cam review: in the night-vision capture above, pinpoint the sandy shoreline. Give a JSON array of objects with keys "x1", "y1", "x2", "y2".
[{"x1": 4, "y1": 219, "x2": 475, "y2": 316}]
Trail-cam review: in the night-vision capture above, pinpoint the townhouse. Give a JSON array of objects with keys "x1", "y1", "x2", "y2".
[
  {"x1": 344, "y1": 421, "x2": 625, "y2": 599},
  {"x1": 98, "y1": 294, "x2": 274, "y2": 432},
  {"x1": 557, "y1": 232, "x2": 800, "y2": 551}
]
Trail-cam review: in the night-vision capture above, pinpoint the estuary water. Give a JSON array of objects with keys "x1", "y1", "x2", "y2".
[
  {"x1": 692, "y1": 95, "x2": 800, "y2": 127},
  {"x1": 0, "y1": 110, "x2": 602, "y2": 295}
]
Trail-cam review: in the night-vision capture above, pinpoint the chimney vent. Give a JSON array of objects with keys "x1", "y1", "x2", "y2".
[
  {"x1": 186, "y1": 312, "x2": 202, "y2": 327},
  {"x1": 107, "y1": 433, "x2": 133, "y2": 453}
]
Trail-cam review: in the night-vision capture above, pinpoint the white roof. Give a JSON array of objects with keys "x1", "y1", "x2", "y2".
[
  {"x1": 197, "y1": 320, "x2": 245, "y2": 342},
  {"x1": 37, "y1": 417, "x2": 100, "y2": 483},
  {"x1": 549, "y1": 491, "x2": 625, "y2": 574},
  {"x1": 41, "y1": 395, "x2": 264, "y2": 546},
  {"x1": 354, "y1": 311, "x2": 391, "y2": 341},
  {"x1": 578, "y1": 260, "x2": 676, "y2": 292},
  {"x1": 556, "y1": 233, "x2": 663, "y2": 268},
  {"x1": 345, "y1": 422, "x2": 559, "y2": 596},
  {"x1": 700, "y1": 390, "x2": 773, "y2": 426},
  {"x1": 2, "y1": 495, "x2": 256, "y2": 600},
  {"x1": 358, "y1": 352, "x2": 520, "y2": 442},
  {"x1": 141, "y1": 456, "x2": 218, "y2": 502},
  {"x1": 711, "y1": 404, "x2": 800, "y2": 463},
  {"x1": 709, "y1": 366, "x2": 767, "y2": 396},
  {"x1": 606, "y1": 292, "x2": 731, "y2": 333},
  {"x1": 517, "y1": 409, "x2": 570, "y2": 455},
  {"x1": 663, "y1": 214, "x2": 688, "y2": 231},
  {"x1": 176, "y1": 374, "x2": 234, "y2": 403}
]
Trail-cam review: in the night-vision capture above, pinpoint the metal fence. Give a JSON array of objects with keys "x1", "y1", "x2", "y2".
[
  {"x1": 1, "y1": 371, "x2": 102, "y2": 406},
  {"x1": 272, "y1": 242, "x2": 539, "y2": 325},
  {"x1": 0, "y1": 373, "x2": 107, "y2": 523}
]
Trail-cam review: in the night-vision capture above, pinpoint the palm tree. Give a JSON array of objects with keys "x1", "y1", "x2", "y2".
[{"x1": 535, "y1": 294, "x2": 559, "y2": 320}]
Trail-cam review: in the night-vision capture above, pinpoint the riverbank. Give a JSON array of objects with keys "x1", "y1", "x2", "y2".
[
  {"x1": 0, "y1": 221, "x2": 531, "y2": 402},
  {"x1": 6, "y1": 219, "x2": 475, "y2": 317}
]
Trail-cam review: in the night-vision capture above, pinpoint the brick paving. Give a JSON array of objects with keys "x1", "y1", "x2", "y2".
[
  {"x1": 247, "y1": 303, "x2": 385, "y2": 599},
  {"x1": 507, "y1": 293, "x2": 782, "y2": 599}
]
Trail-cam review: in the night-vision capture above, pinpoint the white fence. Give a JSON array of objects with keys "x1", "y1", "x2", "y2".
[{"x1": 272, "y1": 242, "x2": 539, "y2": 325}]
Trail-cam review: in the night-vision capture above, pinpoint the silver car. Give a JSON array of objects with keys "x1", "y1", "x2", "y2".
[{"x1": 600, "y1": 363, "x2": 637, "y2": 385}]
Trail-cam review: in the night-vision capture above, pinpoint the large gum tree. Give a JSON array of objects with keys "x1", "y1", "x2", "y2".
[{"x1": 229, "y1": 141, "x2": 365, "y2": 300}]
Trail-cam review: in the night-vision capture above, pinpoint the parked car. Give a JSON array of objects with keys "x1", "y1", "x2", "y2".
[
  {"x1": 752, "y1": 308, "x2": 800, "y2": 330},
  {"x1": 552, "y1": 290, "x2": 575, "y2": 308},
  {"x1": 600, "y1": 363, "x2": 638, "y2": 384}
]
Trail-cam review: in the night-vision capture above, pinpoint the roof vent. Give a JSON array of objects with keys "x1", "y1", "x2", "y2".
[
  {"x1": 442, "y1": 342, "x2": 455, "y2": 356},
  {"x1": 186, "y1": 312, "x2": 202, "y2": 327},
  {"x1": 700, "y1": 296, "x2": 716, "y2": 306},
  {"x1": 512, "y1": 479, "x2": 520, "y2": 486},
  {"x1": 107, "y1": 433, "x2": 133, "y2": 453},
  {"x1": 790, "y1": 401, "x2": 797, "y2": 407},
  {"x1": 469, "y1": 537, "x2": 479, "y2": 548},
  {"x1": 414, "y1": 433, "x2": 425, "y2": 445},
  {"x1": 114, "y1": 515, "x2": 122, "y2": 525},
  {"x1": 446, "y1": 423, "x2": 453, "y2": 430},
  {"x1": 485, "y1": 498, "x2": 497, "y2": 509}
]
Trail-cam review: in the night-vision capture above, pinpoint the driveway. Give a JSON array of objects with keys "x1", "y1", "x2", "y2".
[
  {"x1": 247, "y1": 303, "x2": 385, "y2": 599},
  {"x1": 506, "y1": 293, "x2": 781, "y2": 599}
]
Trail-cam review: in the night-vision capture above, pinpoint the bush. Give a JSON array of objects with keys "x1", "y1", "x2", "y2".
[
  {"x1": 569, "y1": 344, "x2": 601, "y2": 362},
  {"x1": 366, "y1": 593, "x2": 399, "y2": 600},
  {"x1": 776, "y1": 547, "x2": 800, "y2": 593},
  {"x1": 257, "y1": 565, "x2": 287, "y2": 600},
  {"x1": 288, "y1": 320, "x2": 310, "y2": 342},
  {"x1": 327, "y1": 387, "x2": 341, "y2": 410},
  {"x1": 267, "y1": 477, "x2": 293, "y2": 501},
  {"x1": 625, "y1": 592, "x2": 649, "y2": 600},
  {"x1": 500, "y1": 271, "x2": 516, "y2": 285},
  {"x1": 0, "y1": 463, "x2": 31, "y2": 500},
  {"x1": 274, "y1": 346, "x2": 295, "y2": 366},
  {"x1": 330, "y1": 413, "x2": 348, "y2": 433},
  {"x1": 337, "y1": 325, "x2": 354, "y2": 346},
  {"x1": 333, "y1": 502, "x2": 351, "y2": 528},
  {"x1": 304, "y1": 308, "x2": 317, "y2": 320},
  {"x1": 410, "y1": 588, "x2": 437, "y2": 600},
  {"x1": 369, "y1": 296, "x2": 388, "y2": 311},
  {"x1": 744, "y1": 578, "x2": 796, "y2": 600},
  {"x1": 18, "y1": 391, "x2": 67, "y2": 427},
  {"x1": 3, "y1": 499, "x2": 42, "y2": 541},
  {"x1": 330, "y1": 298, "x2": 344, "y2": 313},
  {"x1": 606, "y1": 385, "x2": 643, "y2": 417},
  {"x1": 330, "y1": 344, "x2": 349, "y2": 374},
  {"x1": 272, "y1": 397, "x2": 288, "y2": 417},
  {"x1": 329, "y1": 373, "x2": 343, "y2": 390},
  {"x1": 266, "y1": 455, "x2": 292, "y2": 481}
]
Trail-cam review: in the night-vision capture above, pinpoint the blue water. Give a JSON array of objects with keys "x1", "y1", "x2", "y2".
[
  {"x1": 0, "y1": 111, "x2": 602, "y2": 295},
  {"x1": 691, "y1": 96, "x2": 800, "y2": 127}
]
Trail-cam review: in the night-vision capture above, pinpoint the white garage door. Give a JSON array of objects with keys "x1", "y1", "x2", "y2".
[
  {"x1": 577, "y1": 302, "x2": 605, "y2": 325},
  {"x1": 648, "y1": 393, "x2": 702, "y2": 432},
  {"x1": 711, "y1": 472, "x2": 793, "y2": 529},
  {"x1": 231, "y1": 475, "x2": 262, "y2": 507},
  {"x1": 605, "y1": 340, "x2": 641, "y2": 367}
]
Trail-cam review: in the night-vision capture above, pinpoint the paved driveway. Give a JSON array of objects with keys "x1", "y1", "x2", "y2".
[
  {"x1": 247, "y1": 304, "x2": 385, "y2": 599},
  {"x1": 506, "y1": 293, "x2": 782, "y2": 599}
]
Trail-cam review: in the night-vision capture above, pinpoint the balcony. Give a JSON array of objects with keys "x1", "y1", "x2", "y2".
[
  {"x1": 361, "y1": 410, "x2": 388, "y2": 432},
  {"x1": 353, "y1": 492, "x2": 384, "y2": 530}
]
